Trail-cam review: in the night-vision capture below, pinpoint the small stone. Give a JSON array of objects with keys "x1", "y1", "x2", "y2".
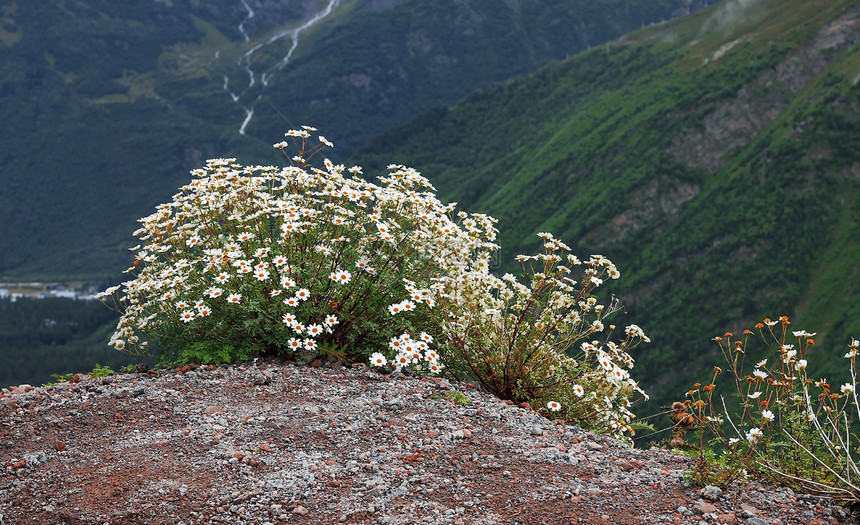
[
  {"x1": 251, "y1": 369, "x2": 273, "y2": 385},
  {"x1": 695, "y1": 501, "x2": 717, "y2": 514},
  {"x1": 9, "y1": 384, "x2": 34, "y2": 395},
  {"x1": 740, "y1": 503, "x2": 758, "y2": 516},
  {"x1": 54, "y1": 440, "x2": 66, "y2": 452},
  {"x1": 618, "y1": 459, "x2": 644, "y2": 471},
  {"x1": 12, "y1": 459, "x2": 26, "y2": 469},
  {"x1": 718, "y1": 513, "x2": 736, "y2": 523},
  {"x1": 555, "y1": 443, "x2": 566, "y2": 453},
  {"x1": 293, "y1": 505, "x2": 309, "y2": 515},
  {"x1": 700, "y1": 485, "x2": 723, "y2": 501}
]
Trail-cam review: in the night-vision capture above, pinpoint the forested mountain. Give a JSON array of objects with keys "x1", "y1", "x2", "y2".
[
  {"x1": 352, "y1": 0, "x2": 860, "y2": 411},
  {"x1": 0, "y1": 298, "x2": 152, "y2": 389},
  {"x1": 0, "y1": 0, "x2": 706, "y2": 281}
]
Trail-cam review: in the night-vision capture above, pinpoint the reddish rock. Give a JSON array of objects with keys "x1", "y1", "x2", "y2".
[
  {"x1": 259, "y1": 443, "x2": 273, "y2": 452},
  {"x1": 619, "y1": 459, "x2": 645, "y2": 471},
  {"x1": 695, "y1": 501, "x2": 717, "y2": 514},
  {"x1": 310, "y1": 359, "x2": 323, "y2": 368},
  {"x1": 54, "y1": 440, "x2": 66, "y2": 452},
  {"x1": 718, "y1": 513, "x2": 736, "y2": 523},
  {"x1": 203, "y1": 406, "x2": 222, "y2": 415},
  {"x1": 8, "y1": 385, "x2": 34, "y2": 395},
  {"x1": 69, "y1": 375, "x2": 81, "y2": 384},
  {"x1": 518, "y1": 402, "x2": 532, "y2": 410},
  {"x1": 12, "y1": 459, "x2": 26, "y2": 469}
]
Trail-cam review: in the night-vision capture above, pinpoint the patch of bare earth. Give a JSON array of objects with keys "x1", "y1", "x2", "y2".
[{"x1": 1, "y1": 361, "x2": 854, "y2": 524}]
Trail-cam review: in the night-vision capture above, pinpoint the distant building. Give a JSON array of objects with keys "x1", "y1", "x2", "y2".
[{"x1": 50, "y1": 290, "x2": 78, "y2": 299}]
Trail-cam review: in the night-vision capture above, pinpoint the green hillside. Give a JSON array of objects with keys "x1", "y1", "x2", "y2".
[
  {"x1": 0, "y1": 0, "x2": 702, "y2": 281},
  {"x1": 352, "y1": 0, "x2": 860, "y2": 412}
]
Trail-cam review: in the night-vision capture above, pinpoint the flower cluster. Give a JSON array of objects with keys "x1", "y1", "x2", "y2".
[
  {"x1": 688, "y1": 317, "x2": 860, "y2": 503},
  {"x1": 428, "y1": 232, "x2": 649, "y2": 438},
  {"x1": 99, "y1": 128, "x2": 496, "y2": 368},
  {"x1": 99, "y1": 127, "x2": 649, "y2": 436},
  {"x1": 369, "y1": 331, "x2": 443, "y2": 374}
]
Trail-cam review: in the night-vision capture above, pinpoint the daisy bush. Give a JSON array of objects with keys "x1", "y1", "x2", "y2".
[
  {"x1": 688, "y1": 316, "x2": 860, "y2": 504},
  {"x1": 99, "y1": 127, "x2": 496, "y2": 365},
  {"x1": 99, "y1": 127, "x2": 649, "y2": 436},
  {"x1": 428, "y1": 233, "x2": 650, "y2": 438}
]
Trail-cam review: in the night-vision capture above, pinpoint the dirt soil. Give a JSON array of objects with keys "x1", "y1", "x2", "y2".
[{"x1": 1, "y1": 360, "x2": 854, "y2": 524}]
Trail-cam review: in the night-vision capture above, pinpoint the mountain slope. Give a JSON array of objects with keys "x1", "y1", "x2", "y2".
[
  {"x1": 352, "y1": 0, "x2": 860, "y2": 410},
  {"x1": 0, "y1": 0, "x2": 706, "y2": 280}
]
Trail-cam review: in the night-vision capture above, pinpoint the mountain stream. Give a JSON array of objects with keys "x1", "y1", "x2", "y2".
[{"x1": 221, "y1": 0, "x2": 342, "y2": 135}]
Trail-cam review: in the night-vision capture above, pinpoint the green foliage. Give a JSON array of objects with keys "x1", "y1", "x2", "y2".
[
  {"x1": 88, "y1": 363, "x2": 116, "y2": 378},
  {"x1": 171, "y1": 341, "x2": 253, "y2": 366},
  {"x1": 41, "y1": 364, "x2": 114, "y2": 387},
  {"x1": 42, "y1": 372, "x2": 75, "y2": 387},
  {"x1": 431, "y1": 391, "x2": 473, "y2": 406}
]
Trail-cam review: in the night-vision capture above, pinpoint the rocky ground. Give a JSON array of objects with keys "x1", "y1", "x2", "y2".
[{"x1": 0, "y1": 360, "x2": 854, "y2": 524}]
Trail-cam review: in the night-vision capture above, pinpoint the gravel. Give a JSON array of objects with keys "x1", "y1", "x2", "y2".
[{"x1": 0, "y1": 359, "x2": 854, "y2": 524}]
